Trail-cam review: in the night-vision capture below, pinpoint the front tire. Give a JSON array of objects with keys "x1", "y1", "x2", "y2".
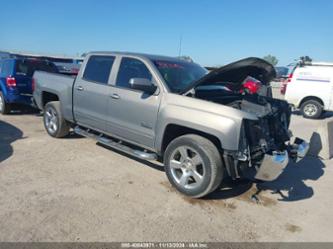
[
  {"x1": 300, "y1": 100, "x2": 323, "y2": 119},
  {"x1": 43, "y1": 101, "x2": 70, "y2": 138},
  {"x1": 0, "y1": 92, "x2": 11, "y2": 114},
  {"x1": 164, "y1": 134, "x2": 223, "y2": 198}
]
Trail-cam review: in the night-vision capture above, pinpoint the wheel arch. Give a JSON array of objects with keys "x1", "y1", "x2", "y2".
[
  {"x1": 298, "y1": 96, "x2": 324, "y2": 108},
  {"x1": 41, "y1": 91, "x2": 60, "y2": 108},
  {"x1": 159, "y1": 124, "x2": 222, "y2": 158}
]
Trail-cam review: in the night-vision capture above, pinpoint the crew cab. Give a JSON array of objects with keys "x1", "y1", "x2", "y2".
[
  {"x1": 33, "y1": 52, "x2": 309, "y2": 198},
  {"x1": 284, "y1": 61, "x2": 333, "y2": 119},
  {"x1": 0, "y1": 58, "x2": 58, "y2": 114}
]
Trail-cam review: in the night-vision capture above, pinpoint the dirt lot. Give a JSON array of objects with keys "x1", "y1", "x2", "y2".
[{"x1": 0, "y1": 96, "x2": 333, "y2": 242}]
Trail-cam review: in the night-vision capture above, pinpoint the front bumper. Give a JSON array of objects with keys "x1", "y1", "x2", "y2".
[
  {"x1": 254, "y1": 138, "x2": 310, "y2": 181},
  {"x1": 255, "y1": 151, "x2": 289, "y2": 181}
]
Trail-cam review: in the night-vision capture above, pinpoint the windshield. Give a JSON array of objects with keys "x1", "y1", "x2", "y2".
[{"x1": 153, "y1": 60, "x2": 207, "y2": 93}]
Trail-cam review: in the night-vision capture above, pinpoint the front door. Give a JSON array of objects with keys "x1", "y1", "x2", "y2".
[{"x1": 107, "y1": 57, "x2": 161, "y2": 149}]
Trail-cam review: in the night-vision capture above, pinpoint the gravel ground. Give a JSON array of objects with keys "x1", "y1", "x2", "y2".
[{"x1": 0, "y1": 94, "x2": 332, "y2": 242}]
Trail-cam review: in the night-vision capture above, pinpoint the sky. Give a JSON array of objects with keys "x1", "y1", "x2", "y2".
[{"x1": 0, "y1": 0, "x2": 332, "y2": 66}]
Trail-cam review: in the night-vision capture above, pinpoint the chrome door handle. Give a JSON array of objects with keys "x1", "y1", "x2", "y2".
[
  {"x1": 76, "y1": 86, "x2": 84, "y2": 91},
  {"x1": 111, "y1": 94, "x2": 120, "y2": 99}
]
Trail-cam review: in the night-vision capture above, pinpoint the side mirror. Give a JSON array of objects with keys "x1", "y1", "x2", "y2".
[{"x1": 129, "y1": 78, "x2": 157, "y2": 94}]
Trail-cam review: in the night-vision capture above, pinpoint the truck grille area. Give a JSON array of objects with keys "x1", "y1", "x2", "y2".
[{"x1": 244, "y1": 106, "x2": 291, "y2": 163}]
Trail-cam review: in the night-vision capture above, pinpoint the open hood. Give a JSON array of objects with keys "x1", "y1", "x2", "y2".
[{"x1": 181, "y1": 57, "x2": 276, "y2": 94}]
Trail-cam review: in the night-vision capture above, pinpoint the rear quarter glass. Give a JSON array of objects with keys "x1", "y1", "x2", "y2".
[{"x1": 2, "y1": 60, "x2": 14, "y2": 75}]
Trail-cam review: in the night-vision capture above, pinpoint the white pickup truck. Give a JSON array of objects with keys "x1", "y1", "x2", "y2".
[{"x1": 284, "y1": 61, "x2": 333, "y2": 119}]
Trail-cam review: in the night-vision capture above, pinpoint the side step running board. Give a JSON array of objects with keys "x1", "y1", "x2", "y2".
[{"x1": 74, "y1": 126, "x2": 157, "y2": 161}]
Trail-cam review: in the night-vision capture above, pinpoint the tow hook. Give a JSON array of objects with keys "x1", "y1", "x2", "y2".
[{"x1": 288, "y1": 137, "x2": 310, "y2": 162}]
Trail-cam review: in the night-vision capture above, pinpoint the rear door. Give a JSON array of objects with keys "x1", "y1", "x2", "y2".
[
  {"x1": 73, "y1": 55, "x2": 115, "y2": 132},
  {"x1": 107, "y1": 57, "x2": 161, "y2": 149},
  {"x1": 14, "y1": 59, "x2": 58, "y2": 95}
]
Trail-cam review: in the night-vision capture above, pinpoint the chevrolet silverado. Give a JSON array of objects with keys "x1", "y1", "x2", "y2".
[{"x1": 33, "y1": 52, "x2": 309, "y2": 198}]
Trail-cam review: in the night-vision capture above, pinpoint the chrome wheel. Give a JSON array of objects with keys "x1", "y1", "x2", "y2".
[
  {"x1": 0, "y1": 94, "x2": 3, "y2": 112},
  {"x1": 169, "y1": 146, "x2": 205, "y2": 189},
  {"x1": 304, "y1": 103, "x2": 318, "y2": 117},
  {"x1": 44, "y1": 107, "x2": 58, "y2": 134}
]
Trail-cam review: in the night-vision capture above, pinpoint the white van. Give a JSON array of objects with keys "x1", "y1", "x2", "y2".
[{"x1": 284, "y1": 61, "x2": 333, "y2": 119}]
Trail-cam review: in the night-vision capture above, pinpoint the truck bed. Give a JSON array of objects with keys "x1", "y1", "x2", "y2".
[{"x1": 33, "y1": 71, "x2": 75, "y2": 121}]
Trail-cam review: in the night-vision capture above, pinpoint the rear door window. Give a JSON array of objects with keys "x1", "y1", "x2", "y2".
[
  {"x1": 15, "y1": 60, "x2": 58, "y2": 77},
  {"x1": 115, "y1": 57, "x2": 152, "y2": 89},
  {"x1": 2, "y1": 61, "x2": 12, "y2": 75},
  {"x1": 83, "y1": 56, "x2": 115, "y2": 84}
]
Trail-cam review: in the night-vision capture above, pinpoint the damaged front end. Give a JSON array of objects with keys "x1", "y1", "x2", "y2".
[
  {"x1": 185, "y1": 57, "x2": 310, "y2": 182},
  {"x1": 225, "y1": 95, "x2": 310, "y2": 182}
]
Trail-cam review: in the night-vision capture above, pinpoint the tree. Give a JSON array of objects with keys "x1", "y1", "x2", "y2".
[{"x1": 263, "y1": 55, "x2": 279, "y2": 66}]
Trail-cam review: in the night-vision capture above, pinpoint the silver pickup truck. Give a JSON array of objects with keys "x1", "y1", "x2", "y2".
[{"x1": 33, "y1": 51, "x2": 309, "y2": 198}]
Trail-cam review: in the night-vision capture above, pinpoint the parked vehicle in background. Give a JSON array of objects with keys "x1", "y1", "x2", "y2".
[
  {"x1": 2, "y1": 52, "x2": 83, "y2": 76},
  {"x1": 284, "y1": 61, "x2": 333, "y2": 119},
  {"x1": 0, "y1": 58, "x2": 58, "y2": 114},
  {"x1": 47, "y1": 57, "x2": 82, "y2": 76},
  {"x1": 274, "y1": 66, "x2": 289, "y2": 81},
  {"x1": 33, "y1": 52, "x2": 309, "y2": 198},
  {"x1": 280, "y1": 64, "x2": 296, "y2": 95}
]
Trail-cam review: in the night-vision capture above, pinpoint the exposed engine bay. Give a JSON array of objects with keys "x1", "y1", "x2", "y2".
[
  {"x1": 194, "y1": 85, "x2": 295, "y2": 180},
  {"x1": 196, "y1": 85, "x2": 291, "y2": 148}
]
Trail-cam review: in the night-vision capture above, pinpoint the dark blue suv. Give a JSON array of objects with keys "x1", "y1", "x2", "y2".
[{"x1": 0, "y1": 58, "x2": 58, "y2": 114}]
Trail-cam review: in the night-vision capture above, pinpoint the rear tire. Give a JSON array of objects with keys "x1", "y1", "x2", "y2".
[
  {"x1": 164, "y1": 134, "x2": 223, "y2": 198},
  {"x1": 300, "y1": 99, "x2": 323, "y2": 119},
  {"x1": 0, "y1": 92, "x2": 11, "y2": 115},
  {"x1": 43, "y1": 101, "x2": 70, "y2": 138}
]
